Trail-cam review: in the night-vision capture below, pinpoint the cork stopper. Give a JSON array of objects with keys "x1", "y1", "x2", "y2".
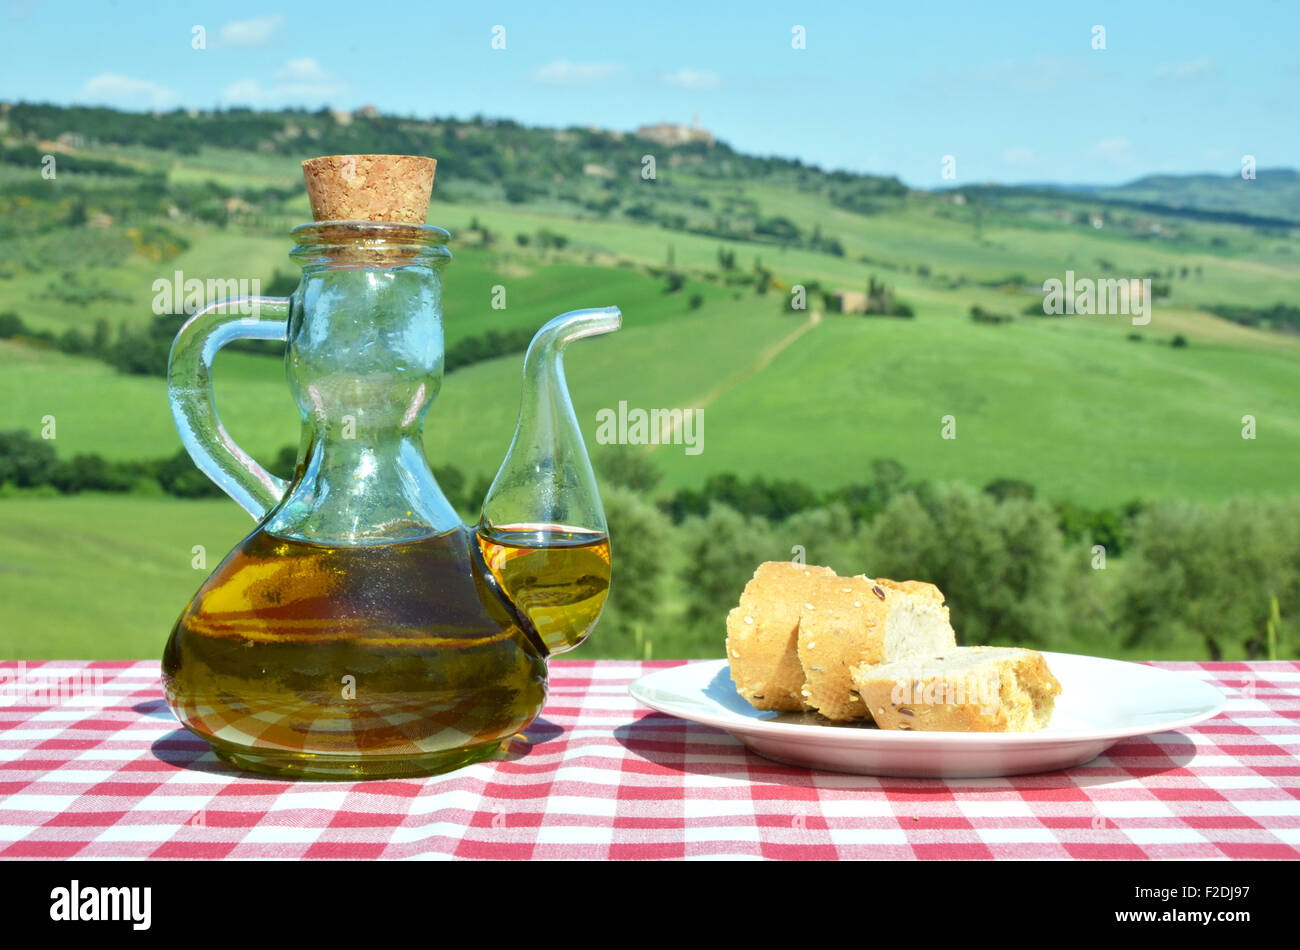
[{"x1": 301, "y1": 154, "x2": 436, "y2": 223}]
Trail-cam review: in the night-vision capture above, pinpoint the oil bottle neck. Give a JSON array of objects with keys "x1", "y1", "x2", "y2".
[
  {"x1": 263, "y1": 428, "x2": 459, "y2": 545},
  {"x1": 262, "y1": 265, "x2": 461, "y2": 544}
]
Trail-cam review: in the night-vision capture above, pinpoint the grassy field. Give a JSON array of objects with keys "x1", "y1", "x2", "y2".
[
  {"x1": 3, "y1": 137, "x2": 1300, "y2": 660},
  {"x1": 0, "y1": 493, "x2": 1194, "y2": 664},
  {"x1": 6, "y1": 265, "x2": 1297, "y2": 507},
  {"x1": 0, "y1": 496, "x2": 253, "y2": 658}
]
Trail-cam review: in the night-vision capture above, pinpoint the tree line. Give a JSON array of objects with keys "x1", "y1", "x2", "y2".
[
  {"x1": 599, "y1": 450, "x2": 1137, "y2": 556},
  {"x1": 599, "y1": 480, "x2": 1297, "y2": 663},
  {"x1": 4, "y1": 430, "x2": 1291, "y2": 662},
  {"x1": 0, "y1": 430, "x2": 494, "y2": 513},
  {"x1": 589, "y1": 448, "x2": 1297, "y2": 662},
  {"x1": 0, "y1": 311, "x2": 543, "y2": 378}
]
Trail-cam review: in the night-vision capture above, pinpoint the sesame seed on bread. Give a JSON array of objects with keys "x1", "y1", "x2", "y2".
[
  {"x1": 798, "y1": 575, "x2": 956, "y2": 721},
  {"x1": 726, "y1": 561, "x2": 837, "y2": 711}
]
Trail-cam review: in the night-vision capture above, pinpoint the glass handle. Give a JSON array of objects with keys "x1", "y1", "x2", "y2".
[{"x1": 167, "y1": 297, "x2": 291, "y2": 520}]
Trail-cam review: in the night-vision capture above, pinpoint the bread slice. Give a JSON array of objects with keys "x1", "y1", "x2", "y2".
[
  {"x1": 850, "y1": 647, "x2": 1061, "y2": 732},
  {"x1": 797, "y1": 575, "x2": 956, "y2": 721},
  {"x1": 872, "y1": 577, "x2": 947, "y2": 613},
  {"x1": 726, "y1": 561, "x2": 837, "y2": 711}
]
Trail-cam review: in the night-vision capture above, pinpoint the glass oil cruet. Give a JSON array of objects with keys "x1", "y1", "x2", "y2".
[{"x1": 161, "y1": 154, "x2": 620, "y2": 779}]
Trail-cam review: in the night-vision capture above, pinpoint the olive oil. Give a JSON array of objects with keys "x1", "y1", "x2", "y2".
[
  {"x1": 161, "y1": 196, "x2": 621, "y2": 781},
  {"x1": 162, "y1": 525, "x2": 547, "y2": 778},
  {"x1": 477, "y1": 523, "x2": 611, "y2": 654}
]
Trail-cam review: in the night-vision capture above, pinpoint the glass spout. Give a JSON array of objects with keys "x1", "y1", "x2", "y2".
[{"x1": 478, "y1": 307, "x2": 620, "y2": 654}]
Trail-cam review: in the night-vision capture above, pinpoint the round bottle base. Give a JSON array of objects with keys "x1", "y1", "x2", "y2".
[{"x1": 208, "y1": 738, "x2": 503, "y2": 780}]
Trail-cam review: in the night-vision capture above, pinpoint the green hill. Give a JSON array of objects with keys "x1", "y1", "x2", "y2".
[
  {"x1": 1086, "y1": 168, "x2": 1300, "y2": 226},
  {"x1": 4, "y1": 101, "x2": 1299, "y2": 502},
  {"x1": 2, "y1": 102, "x2": 1299, "y2": 659}
]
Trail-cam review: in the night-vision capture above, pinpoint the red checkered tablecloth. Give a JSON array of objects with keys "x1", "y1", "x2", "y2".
[{"x1": 0, "y1": 660, "x2": 1297, "y2": 859}]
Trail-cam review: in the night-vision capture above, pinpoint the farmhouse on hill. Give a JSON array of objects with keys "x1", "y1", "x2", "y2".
[
  {"x1": 636, "y1": 115, "x2": 714, "y2": 147},
  {"x1": 831, "y1": 290, "x2": 869, "y2": 314}
]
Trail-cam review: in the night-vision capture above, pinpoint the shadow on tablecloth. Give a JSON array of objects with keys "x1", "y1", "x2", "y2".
[
  {"x1": 141, "y1": 700, "x2": 565, "y2": 781},
  {"x1": 611, "y1": 713, "x2": 1201, "y2": 789},
  {"x1": 611, "y1": 669, "x2": 1203, "y2": 789}
]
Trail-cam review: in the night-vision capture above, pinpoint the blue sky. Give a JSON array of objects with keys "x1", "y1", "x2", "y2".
[{"x1": 3, "y1": 0, "x2": 1296, "y2": 186}]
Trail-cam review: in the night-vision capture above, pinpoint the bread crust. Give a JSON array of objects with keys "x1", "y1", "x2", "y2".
[
  {"x1": 725, "y1": 561, "x2": 836, "y2": 711},
  {"x1": 795, "y1": 575, "x2": 894, "y2": 721},
  {"x1": 797, "y1": 576, "x2": 959, "y2": 721},
  {"x1": 871, "y1": 577, "x2": 944, "y2": 605},
  {"x1": 851, "y1": 647, "x2": 1062, "y2": 732}
]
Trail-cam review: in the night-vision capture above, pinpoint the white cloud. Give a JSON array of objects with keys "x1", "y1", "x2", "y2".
[
  {"x1": 80, "y1": 73, "x2": 178, "y2": 109},
  {"x1": 663, "y1": 68, "x2": 721, "y2": 90},
  {"x1": 219, "y1": 15, "x2": 284, "y2": 47},
  {"x1": 1154, "y1": 58, "x2": 1215, "y2": 81},
  {"x1": 221, "y1": 59, "x2": 346, "y2": 105},
  {"x1": 276, "y1": 58, "x2": 329, "y2": 83},
  {"x1": 531, "y1": 60, "x2": 621, "y2": 84},
  {"x1": 1091, "y1": 137, "x2": 1132, "y2": 161},
  {"x1": 1002, "y1": 146, "x2": 1035, "y2": 165}
]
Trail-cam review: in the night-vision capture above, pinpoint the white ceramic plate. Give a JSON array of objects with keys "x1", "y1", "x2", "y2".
[{"x1": 628, "y1": 653, "x2": 1226, "y2": 778}]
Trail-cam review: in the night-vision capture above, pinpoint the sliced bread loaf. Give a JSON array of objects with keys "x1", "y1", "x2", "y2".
[
  {"x1": 726, "y1": 561, "x2": 837, "y2": 711},
  {"x1": 797, "y1": 576, "x2": 956, "y2": 721},
  {"x1": 872, "y1": 577, "x2": 946, "y2": 608},
  {"x1": 850, "y1": 646, "x2": 1062, "y2": 732}
]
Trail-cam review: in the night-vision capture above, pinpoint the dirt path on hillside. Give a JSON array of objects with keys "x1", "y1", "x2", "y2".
[{"x1": 649, "y1": 309, "x2": 822, "y2": 450}]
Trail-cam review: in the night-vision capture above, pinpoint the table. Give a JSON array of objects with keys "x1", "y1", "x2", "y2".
[{"x1": 0, "y1": 660, "x2": 1297, "y2": 859}]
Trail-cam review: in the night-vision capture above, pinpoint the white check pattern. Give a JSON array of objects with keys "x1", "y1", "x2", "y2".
[{"x1": 0, "y1": 660, "x2": 1297, "y2": 859}]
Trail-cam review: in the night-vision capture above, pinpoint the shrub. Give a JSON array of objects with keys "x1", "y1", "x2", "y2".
[
  {"x1": 599, "y1": 486, "x2": 674, "y2": 640},
  {"x1": 0, "y1": 430, "x2": 59, "y2": 488},
  {"x1": 504, "y1": 179, "x2": 543, "y2": 204},
  {"x1": 432, "y1": 463, "x2": 467, "y2": 511},
  {"x1": 267, "y1": 445, "x2": 300, "y2": 481},
  {"x1": 0, "y1": 312, "x2": 25, "y2": 338},
  {"x1": 263, "y1": 270, "x2": 300, "y2": 297},
  {"x1": 1205, "y1": 302, "x2": 1300, "y2": 333},
  {"x1": 465, "y1": 473, "x2": 493, "y2": 514},
  {"x1": 862, "y1": 484, "x2": 1069, "y2": 647},
  {"x1": 595, "y1": 445, "x2": 662, "y2": 493},
  {"x1": 754, "y1": 216, "x2": 801, "y2": 243},
  {"x1": 444, "y1": 328, "x2": 534, "y2": 372},
  {"x1": 1054, "y1": 499, "x2": 1140, "y2": 556},
  {"x1": 106, "y1": 321, "x2": 170, "y2": 376},
  {"x1": 156, "y1": 449, "x2": 223, "y2": 498},
  {"x1": 50, "y1": 454, "x2": 135, "y2": 493},
  {"x1": 824, "y1": 459, "x2": 908, "y2": 524},
  {"x1": 660, "y1": 472, "x2": 820, "y2": 524},
  {"x1": 970, "y1": 305, "x2": 1013, "y2": 325},
  {"x1": 59, "y1": 327, "x2": 92, "y2": 355},
  {"x1": 864, "y1": 276, "x2": 914, "y2": 317},
  {"x1": 678, "y1": 504, "x2": 780, "y2": 625},
  {"x1": 780, "y1": 503, "x2": 860, "y2": 574},
  {"x1": 535, "y1": 228, "x2": 568, "y2": 250},
  {"x1": 983, "y1": 477, "x2": 1035, "y2": 501},
  {"x1": 1116, "y1": 498, "x2": 1300, "y2": 659}
]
